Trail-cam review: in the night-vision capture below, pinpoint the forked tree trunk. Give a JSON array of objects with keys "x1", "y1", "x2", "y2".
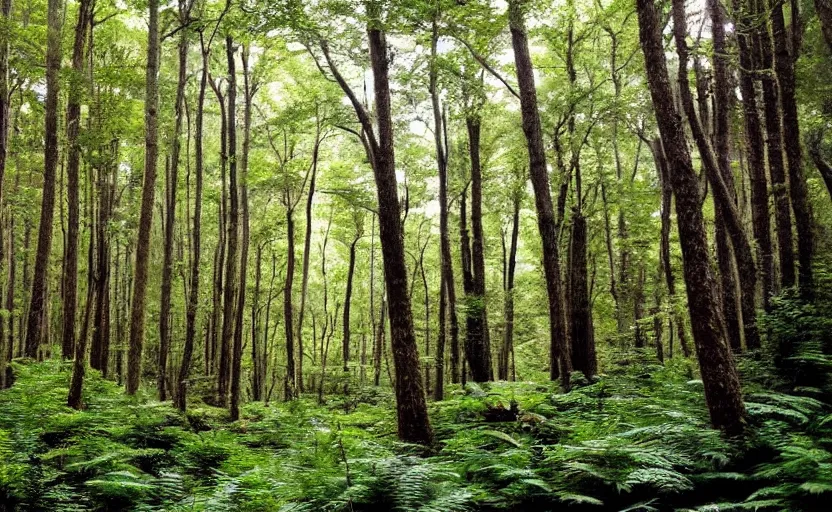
[
  {"x1": 508, "y1": 0, "x2": 571, "y2": 388},
  {"x1": 637, "y1": 0, "x2": 745, "y2": 434},
  {"x1": 770, "y1": 0, "x2": 813, "y2": 294},
  {"x1": 753, "y1": 0, "x2": 795, "y2": 292},
  {"x1": 671, "y1": 0, "x2": 760, "y2": 350}
]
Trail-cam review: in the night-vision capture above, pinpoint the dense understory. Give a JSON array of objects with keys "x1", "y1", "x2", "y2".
[{"x1": 1, "y1": 342, "x2": 830, "y2": 512}]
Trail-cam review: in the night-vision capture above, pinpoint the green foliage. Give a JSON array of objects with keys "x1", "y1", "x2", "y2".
[{"x1": 1, "y1": 353, "x2": 831, "y2": 511}]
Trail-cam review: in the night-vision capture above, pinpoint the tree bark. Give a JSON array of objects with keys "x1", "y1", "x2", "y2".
[
  {"x1": 771, "y1": 0, "x2": 813, "y2": 294},
  {"x1": 342, "y1": 236, "x2": 358, "y2": 379},
  {"x1": 231, "y1": 43, "x2": 253, "y2": 421},
  {"x1": 508, "y1": 0, "x2": 571, "y2": 388},
  {"x1": 637, "y1": 0, "x2": 746, "y2": 434},
  {"x1": 817, "y1": 0, "x2": 832, "y2": 53},
  {"x1": 465, "y1": 116, "x2": 492, "y2": 382},
  {"x1": 429, "y1": 16, "x2": 460, "y2": 388},
  {"x1": 25, "y1": 0, "x2": 62, "y2": 358},
  {"x1": 158, "y1": 3, "x2": 189, "y2": 401},
  {"x1": 753, "y1": 0, "x2": 795, "y2": 292},
  {"x1": 60, "y1": 0, "x2": 92, "y2": 361},
  {"x1": 284, "y1": 209, "x2": 297, "y2": 398},
  {"x1": 671, "y1": 0, "x2": 761, "y2": 351},
  {"x1": 177, "y1": 27, "x2": 208, "y2": 412},
  {"x1": 499, "y1": 194, "x2": 520, "y2": 381},
  {"x1": 217, "y1": 36, "x2": 238, "y2": 407},
  {"x1": 296, "y1": 137, "x2": 319, "y2": 395}
]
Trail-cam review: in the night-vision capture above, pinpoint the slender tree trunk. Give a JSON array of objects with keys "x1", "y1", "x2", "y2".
[
  {"x1": 435, "y1": 269, "x2": 446, "y2": 399},
  {"x1": 754, "y1": 0, "x2": 795, "y2": 292},
  {"x1": 296, "y1": 136, "x2": 319, "y2": 395},
  {"x1": 466, "y1": 116, "x2": 492, "y2": 382},
  {"x1": 637, "y1": 0, "x2": 745, "y2": 434},
  {"x1": 177, "y1": 30, "x2": 207, "y2": 413},
  {"x1": 809, "y1": 144, "x2": 832, "y2": 202},
  {"x1": 429, "y1": 16, "x2": 459, "y2": 388},
  {"x1": 231, "y1": 43, "x2": 253, "y2": 421},
  {"x1": 61, "y1": 0, "x2": 91, "y2": 360},
  {"x1": 0, "y1": 0, "x2": 12, "y2": 212},
  {"x1": 499, "y1": 194, "x2": 519, "y2": 381},
  {"x1": 508, "y1": 0, "x2": 571, "y2": 388},
  {"x1": 284, "y1": 209, "x2": 297, "y2": 399},
  {"x1": 126, "y1": 0, "x2": 159, "y2": 394},
  {"x1": 159, "y1": 5, "x2": 189, "y2": 401},
  {"x1": 217, "y1": 36, "x2": 238, "y2": 407},
  {"x1": 25, "y1": 0, "x2": 62, "y2": 358},
  {"x1": 817, "y1": 0, "x2": 832, "y2": 53},
  {"x1": 770, "y1": 0, "x2": 814, "y2": 294},
  {"x1": 68, "y1": 271, "x2": 95, "y2": 409},
  {"x1": 342, "y1": 237, "x2": 357, "y2": 381},
  {"x1": 91, "y1": 144, "x2": 114, "y2": 374}
]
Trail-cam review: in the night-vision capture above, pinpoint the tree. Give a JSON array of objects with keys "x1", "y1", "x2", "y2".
[
  {"x1": 508, "y1": 0, "x2": 571, "y2": 388},
  {"x1": 636, "y1": 0, "x2": 745, "y2": 433},
  {"x1": 24, "y1": 0, "x2": 61, "y2": 359},
  {"x1": 127, "y1": 0, "x2": 160, "y2": 395}
]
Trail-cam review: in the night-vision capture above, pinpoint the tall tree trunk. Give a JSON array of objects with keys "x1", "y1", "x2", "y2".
[
  {"x1": 754, "y1": 0, "x2": 795, "y2": 292},
  {"x1": 465, "y1": 116, "x2": 492, "y2": 382},
  {"x1": 342, "y1": 236, "x2": 357, "y2": 381},
  {"x1": 284, "y1": 208, "x2": 296, "y2": 398},
  {"x1": 366, "y1": 15, "x2": 431, "y2": 444},
  {"x1": 177, "y1": 29, "x2": 207, "y2": 412},
  {"x1": 499, "y1": 194, "x2": 519, "y2": 381},
  {"x1": 637, "y1": 0, "x2": 745, "y2": 434},
  {"x1": 508, "y1": 0, "x2": 571, "y2": 388},
  {"x1": 708, "y1": 0, "x2": 743, "y2": 350},
  {"x1": 0, "y1": 0, "x2": 11, "y2": 212},
  {"x1": 296, "y1": 142, "x2": 318, "y2": 395},
  {"x1": 671, "y1": 0, "x2": 761, "y2": 351},
  {"x1": 68, "y1": 268, "x2": 95, "y2": 409},
  {"x1": 90, "y1": 143, "x2": 114, "y2": 374},
  {"x1": 217, "y1": 36, "x2": 238, "y2": 407},
  {"x1": 569, "y1": 213, "x2": 596, "y2": 375},
  {"x1": 25, "y1": 0, "x2": 62, "y2": 358},
  {"x1": 159, "y1": 4, "x2": 189, "y2": 401},
  {"x1": 61, "y1": 0, "x2": 91, "y2": 360},
  {"x1": 816, "y1": 0, "x2": 832, "y2": 53},
  {"x1": 429, "y1": 15, "x2": 459, "y2": 388},
  {"x1": 771, "y1": 0, "x2": 814, "y2": 294},
  {"x1": 231, "y1": 43, "x2": 253, "y2": 420}
]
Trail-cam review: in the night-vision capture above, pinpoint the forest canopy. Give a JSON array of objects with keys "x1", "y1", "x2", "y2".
[{"x1": 1, "y1": 0, "x2": 832, "y2": 510}]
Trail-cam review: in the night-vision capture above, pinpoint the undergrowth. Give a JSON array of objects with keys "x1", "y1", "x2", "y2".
[{"x1": 0, "y1": 348, "x2": 830, "y2": 511}]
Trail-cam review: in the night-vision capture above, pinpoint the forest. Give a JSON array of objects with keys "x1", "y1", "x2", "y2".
[{"x1": 0, "y1": 0, "x2": 832, "y2": 509}]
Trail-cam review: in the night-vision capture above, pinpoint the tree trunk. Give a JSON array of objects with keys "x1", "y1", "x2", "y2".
[
  {"x1": 817, "y1": 0, "x2": 832, "y2": 53},
  {"x1": 90, "y1": 143, "x2": 115, "y2": 375},
  {"x1": 217, "y1": 36, "x2": 238, "y2": 407},
  {"x1": 754, "y1": 0, "x2": 795, "y2": 292},
  {"x1": 126, "y1": 0, "x2": 159, "y2": 394},
  {"x1": 68, "y1": 273, "x2": 95, "y2": 409},
  {"x1": 0, "y1": 0, "x2": 12, "y2": 212},
  {"x1": 637, "y1": 0, "x2": 746, "y2": 434},
  {"x1": 284, "y1": 209, "x2": 296, "y2": 398},
  {"x1": 342, "y1": 237, "x2": 357, "y2": 380},
  {"x1": 61, "y1": 0, "x2": 91, "y2": 360},
  {"x1": 177, "y1": 29, "x2": 208, "y2": 413},
  {"x1": 158, "y1": 4, "x2": 188, "y2": 401},
  {"x1": 25, "y1": 0, "x2": 62, "y2": 358},
  {"x1": 296, "y1": 140, "x2": 318, "y2": 395},
  {"x1": 499, "y1": 194, "x2": 519, "y2": 381},
  {"x1": 366, "y1": 16, "x2": 431, "y2": 444},
  {"x1": 508, "y1": 0, "x2": 571, "y2": 388},
  {"x1": 231, "y1": 43, "x2": 253, "y2": 421},
  {"x1": 771, "y1": 0, "x2": 813, "y2": 294},
  {"x1": 808, "y1": 144, "x2": 832, "y2": 202},
  {"x1": 671, "y1": 0, "x2": 761, "y2": 351},
  {"x1": 569, "y1": 213, "x2": 596, "y2": 376},
  {"x1": 465, "y1": 116, "x2": 492, "y2": 382},
  {"x1": 429, "y1": 17, "x2": 460, "y2": 388}
]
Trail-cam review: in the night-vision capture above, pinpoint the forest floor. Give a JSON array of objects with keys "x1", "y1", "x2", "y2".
[{"x1": 0, "y1": 355, "x2": 829, "y2": 512}]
